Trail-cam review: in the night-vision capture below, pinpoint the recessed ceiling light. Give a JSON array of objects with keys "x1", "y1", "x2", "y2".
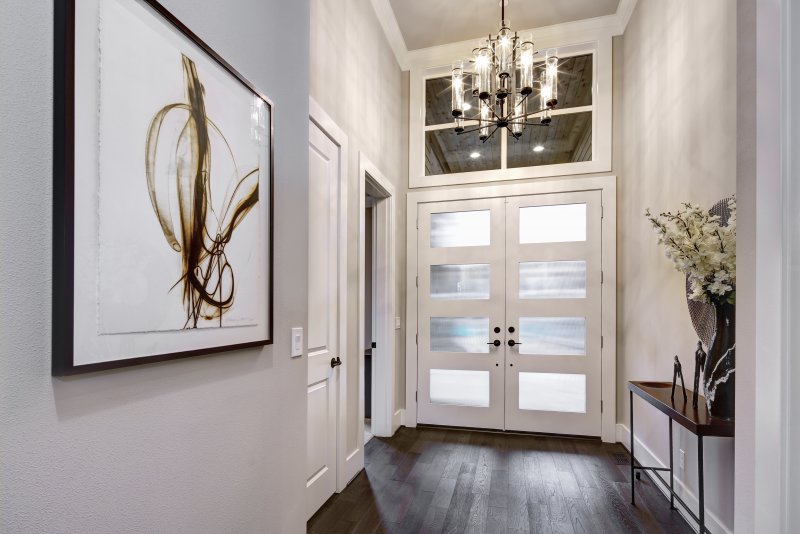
[
  {"x1": 463, "y1": 102, "x2": 472, "y2": 111},
  {"x1": 533, "y1": 145, "x2": 545, "y2": 152},
  {"x1": 470, "y1": 152, "x2": 481, "y2": 159}
]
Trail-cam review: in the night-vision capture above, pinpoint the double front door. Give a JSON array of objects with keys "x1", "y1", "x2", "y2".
[{"x1": 417, "y1": 191, "x2": 603, "y2": 436}]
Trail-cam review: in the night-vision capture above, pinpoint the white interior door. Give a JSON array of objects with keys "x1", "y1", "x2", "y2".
[
  {"x1": 306, "y1": 122, "x2": 340, "y2": 517},
  {"x1": 504, "y1": 192, "x2": 603, "y2": 436},
  {"x1": 416, "y1": 191, "x2": 603, "y2": 437},
  {"x1": 417, "y1": 198, "x2": 506, "y2": 429}
]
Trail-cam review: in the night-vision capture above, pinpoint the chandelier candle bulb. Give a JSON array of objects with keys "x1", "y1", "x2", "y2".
[
  {"x1": 451, "y1": 61, "x2": 465, "y2": 117},
  {"x1": 545, "y1": 49, "x2": 559, "y2": 107},
  {"x1": 511, "y1": 93, "x2": 525, "y2": 138},
  {"x1": 519, "y1": 39, "x2": 534, "y2": 95},
  {"x1": 496, "y1": 27, "x2": 513, "y2": 81},
  {"x1": 539, "y1": 70, "x2": 551, "y2": 111},
  {"x1": 473, "y1": 44, "x2": 492, "y2": 100},
  {"x1": 479, "y1": 102, "x2": 491, "y2": 140}
]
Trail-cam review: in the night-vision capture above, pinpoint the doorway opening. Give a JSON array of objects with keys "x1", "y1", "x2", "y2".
[
  {"x1": 358, "y1": 153, "x2": 397, "y2": 441},
  {"x1": 364, "y1": 193, "x2": 376, "y2": 444}
]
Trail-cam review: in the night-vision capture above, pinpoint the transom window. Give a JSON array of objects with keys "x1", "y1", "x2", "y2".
[{"x1": 409, "y1": 40, "x2": 611, "y2": 188}]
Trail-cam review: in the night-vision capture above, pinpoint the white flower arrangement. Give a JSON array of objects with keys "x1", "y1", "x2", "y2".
[{"x1": 645, "y1": 197, "x2": 736, "y2": 305}]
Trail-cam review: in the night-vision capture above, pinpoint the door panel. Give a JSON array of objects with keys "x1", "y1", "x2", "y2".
[
  {"x1": 417, "y1": 198, "x2": 506, "y2": 429},
  {"x1": 306, "y1": 122, "x2": 339, "y2": 517},
  {"x1": 504, "y1": 191, "x2": 602, "y2": 436}
]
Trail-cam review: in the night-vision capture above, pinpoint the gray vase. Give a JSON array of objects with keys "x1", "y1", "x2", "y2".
[{"x1": 703, "y1": 301, "x2": 735, "y2": 420}]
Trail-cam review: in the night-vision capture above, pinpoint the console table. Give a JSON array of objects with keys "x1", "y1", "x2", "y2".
[{"x1": 628, "y1": 381, "x2": 734, "y2": 534}]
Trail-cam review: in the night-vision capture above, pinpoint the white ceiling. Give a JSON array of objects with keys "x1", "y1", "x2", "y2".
[{"x1": 387, "y1": 0, "x2": 621, "y2": 50}]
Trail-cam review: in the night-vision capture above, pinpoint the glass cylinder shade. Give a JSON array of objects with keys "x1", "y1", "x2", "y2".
[
  {"x1": 518, "y1": 40, "x2": 534, "y2": 95},
  {"x1": 545, "y1": 49, "x2": 559, "y2": 107},
  {"x1": 451, "y1": 61, "x2": 465, "y2": 117},
  {"x1": 479, "y1": 101, "x2": 491, "y2": 140},
  {"x1": 539, "y1": 71, "x2": 551, "y2": 111},
  {"x1": 473, "y1": 45, "x2": 492, "y2": 100},
  {"x1": 511, "y1": 93, "x2": 525, "y2": 138},
  {"x1": 496, "y1": 28, "x2": 513, "y2": 79}
]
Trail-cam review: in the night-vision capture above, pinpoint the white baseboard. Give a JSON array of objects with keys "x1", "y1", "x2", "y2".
[
  {"x1": 392, "y1": 408, "x2": 405, "y2": 432},
  {"x1": 616, "y1": 423, "x2": 732, "y2": 534}
]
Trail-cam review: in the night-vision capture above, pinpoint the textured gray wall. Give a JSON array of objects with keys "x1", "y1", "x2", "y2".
[
  {"x1": 616, "y1": 1, "x2": 736, "y2": 531},
  {"x1": 0, "y1": 0, "x2": 310, "y2": 532}
]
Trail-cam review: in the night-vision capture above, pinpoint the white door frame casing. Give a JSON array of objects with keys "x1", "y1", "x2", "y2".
[
  {"x1": 405, "y1": 175, "x2": 618, "y2": 443},
  {"x1": 308, "y1": 98, "x2": 353, "y2": 492},
  {"x1": 358, "y1": 153, "x2": 398, "y2": 438}
]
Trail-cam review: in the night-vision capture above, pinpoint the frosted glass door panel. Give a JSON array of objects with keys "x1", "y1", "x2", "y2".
[
  {"x1": 430, "y1": 317, "x2": 490, "y2": 353},
  {"x1": 519, "y1": 372, "x2": 586, "y2": 413},
  {"x1": 431, "y1": 264, "x2": 491, "y2": 300},
  {"x1": 431, "y1": 210, "x2": 491, "y2": 248},
  {"x1": 430, "y1": 369, "x2": 491, "y2": 407},
  {"x1": 519, "y1": 204, "x2": 586, "y2": 244},
  {"x1": 519, "y1": 317, "x2": 586, "y2": 355},
  {"x1": 519, "y1": 261, "x2": 587, "y2": 299}
]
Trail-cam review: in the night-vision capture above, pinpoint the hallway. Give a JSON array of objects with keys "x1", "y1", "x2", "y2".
[{"x1": 308, "y1": 427, "x2": 692, "y2": 533}]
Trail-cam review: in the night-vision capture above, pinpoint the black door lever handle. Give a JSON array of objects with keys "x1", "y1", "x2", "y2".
[
  {"x1": 487, "y1": 340, "x2": 501, "y2": 347},
  {"x1": 508, "y1": 340, "x2": 522, "y2": 347},
  {"x1": 331, "y1": 356, "x2": 342, "y2": 368}
]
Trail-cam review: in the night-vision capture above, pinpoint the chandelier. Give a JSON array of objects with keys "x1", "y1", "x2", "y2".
[{"x1": 450, "y1": 1, "x2": 559, "y2": 142}]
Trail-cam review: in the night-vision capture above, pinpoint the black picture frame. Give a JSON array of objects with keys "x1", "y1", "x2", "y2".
[{"x1": 53, "y1": 0, "x2": 275, "y2": 376}]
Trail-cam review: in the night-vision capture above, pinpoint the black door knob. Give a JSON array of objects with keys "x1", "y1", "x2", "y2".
[
  {"x1": 330, "y1": 356, "x2": 342, "y2": 368},
  {"x1": 508, "y1": 326, "x2": 515, "y2": 333},
  {"x1": 487, "y1": 340, "x2": 501, "y2": 347}
]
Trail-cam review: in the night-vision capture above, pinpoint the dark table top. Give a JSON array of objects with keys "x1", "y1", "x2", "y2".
[{"x1": 628, "y1": 381, "x2": 735, "y2": 437}]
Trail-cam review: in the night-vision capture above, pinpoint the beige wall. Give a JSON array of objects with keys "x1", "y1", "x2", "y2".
[
  {"x1": 310, "y1": 0, "x2": 408, "y2": 450},
  {"x1": 617, "y1": 0, "x2": 736, "y2": 531},
  {"x1": 0, "y1": 0, "x2": 310, "y2": 532}
]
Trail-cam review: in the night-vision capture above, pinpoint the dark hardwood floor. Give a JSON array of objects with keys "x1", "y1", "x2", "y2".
[{"x1": 308, "y1": 426, "x2": 692, "y2": 534}]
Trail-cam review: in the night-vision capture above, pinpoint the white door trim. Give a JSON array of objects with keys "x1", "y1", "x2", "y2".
[
  {"x1": 308, "y1": 98, "x2": 351, "y2": 492},
  {"x1": 359, "y1": 153, "x2": 398, "y2": 438},
  {"x1": 405, "y1": 175, "x2": 617, "y2": 443}
]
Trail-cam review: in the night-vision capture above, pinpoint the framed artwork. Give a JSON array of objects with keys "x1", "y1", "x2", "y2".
[{"x1": 53, "y1": 0, "x2": 274, "y2": 375}]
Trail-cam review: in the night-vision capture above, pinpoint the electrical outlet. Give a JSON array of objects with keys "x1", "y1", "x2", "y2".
[{"x1": 679, "y1": 449, "x2": 686, "y2": 471}]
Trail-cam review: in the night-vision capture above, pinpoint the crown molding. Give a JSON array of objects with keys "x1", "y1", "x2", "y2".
[
  {"x1": 369, "y1": 0, "x2": 410, "y2": 70},
  {"x1": 406, "y1": 14, "x2": 618, "y2": 68},
  {"x1": 371, "y1": 0, "x2": 639, "y2": 71},
  {"x1": 615, "y1": 0, "x2": 639, "y2": 34}
]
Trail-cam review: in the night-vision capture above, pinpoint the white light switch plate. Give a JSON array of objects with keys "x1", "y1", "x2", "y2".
[{"x1": 291, "y1": 327, "x2": 303, "y2": 357}]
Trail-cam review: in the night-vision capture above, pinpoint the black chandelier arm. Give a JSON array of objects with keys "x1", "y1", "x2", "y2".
[
  {"x1": 480, "y1": 96, "x2": 505, "y2": 122},
  {"x1": 456, "y1": 124, "x2": 490, "y2": 136},
  {"x1": 456, "y1": 119, "x2": 550, "y2": 135},
  {"x1": 482, "y1": 124, "x2": 501, "y2": 143},
  {"x1": 512, "y1": 121, "x2": 551, "y2": 127},
  {"x1": 518, "y1": 92, "x2": 532, "y2": 109},
  {"x1": 519, "y1": 107, "x2": 555, "y2": 121}
]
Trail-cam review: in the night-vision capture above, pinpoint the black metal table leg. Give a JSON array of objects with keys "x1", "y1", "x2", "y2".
[
  {"x1": 698, "y1": 435, "x2": 705, "y2": 533},
  {"x1": 669, "y1": 419, "x2": 674, "y2": 509},
  {"x1": 630, "y1": 390, "x2": 635, "y2": 506}
]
